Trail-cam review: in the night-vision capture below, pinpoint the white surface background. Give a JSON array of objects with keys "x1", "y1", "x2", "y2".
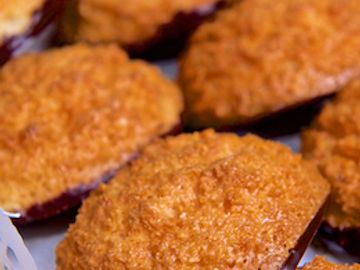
[{"x1": 15, "y1": 59, "x2": 356, "y2": 269}]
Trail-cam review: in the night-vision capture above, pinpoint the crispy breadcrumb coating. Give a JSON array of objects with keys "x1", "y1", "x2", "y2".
[
  {"x1": 179, "y1": 0, "x2": 360, "y2": 128},
  {"x1": 0, "y1": 44, "x2": 183, "y2": 215},
  {"x1": 302, "y1": 80, "x2": 360, "y2": 229},
  {"x1": 61, "y1": 0, "x2": 218, "y2": 48},
  {"x1": 301, "y1": 257, "x2": 360, "y2": 270},
  {"x1": 57, "y1": 130, "x2": 329, "y2": 270}
]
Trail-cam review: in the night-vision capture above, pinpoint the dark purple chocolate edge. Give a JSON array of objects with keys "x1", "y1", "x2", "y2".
[
  {"x1": 127, "y1": 0, "x2": 227, "y2": 59},
  {"x1": 13, "y1": 169, "x2": 117, "y2": 225},
  {"x1": 240, "y1": 94, "x2": 334, "y2": 138},
  {"x1": 281, "y1": 196, "x2": 330, "y2": 270},
  {"x1": 184, "y1": 93, "x2": 334, "y2": 137},
  {"x1": 315, "y1": 222, "x2": 360, "y2": 260},
  {"x1": 54, "y1": 0, "x2": 226, "y2": 59},
  {"x1": 12, "y1": 121, "x2": 183, "y2": 226},
  {"x1": 0, "y1": 0, "x2": 67, "y2": 65}
]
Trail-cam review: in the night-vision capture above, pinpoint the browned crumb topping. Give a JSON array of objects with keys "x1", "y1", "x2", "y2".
[
  {"x1": 179, "y1": 0, "x2": 360, "y2": 128},
  {"x1": 302, "y1": 80, "x2": 360, "y2": 228},
  {"x1": 0, "y1": 0, "x2": 45, "y2": 42},
  {"x1": 0, "y1": 44, "x2": 183, "y2": 213},
  {"x1": 61, "y1": 0, "x2": 218, "y2": 46},
  {"x1": 301, "y1": 257, "x2": 360, "y2": 270},
  {"x1": 57, "y1": 130, "x2": 329, "y2": 270}
]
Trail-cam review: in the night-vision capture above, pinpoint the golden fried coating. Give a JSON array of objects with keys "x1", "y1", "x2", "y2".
[
  {"x1": 179, "y1": 0, "x2": 360, "y2": 128},
  {"x1": 0, "y1": 44, "x2": 183, "y2": 215},
  {"x1": 301, "y1": 257, "x2": 360, "y2": 270},
  {"x1": 61, "y1": 0, "x2": 218, "y2": 48},
  {"x1": 302, "y1": 80, "x2": 360, "y2": 229},
  {"x1": 57, "y1": 130, "x2": 329, "y2": 270},
  {"x1": 0, "y1": 0, "x2": 44, "y2": 42}
]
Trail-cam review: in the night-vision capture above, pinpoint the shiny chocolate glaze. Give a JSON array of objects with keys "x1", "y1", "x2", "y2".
[
  {"x1": 12, "y1": 121, "x2": 183, "y2": 225},
  {"x1": 316, "y1": 222, "x2": 360, "y2": 259},
  {"x1": 281, "y1": 197, "x2": 330, "y2": 270},
  {"x1": 0, "y1": 0, "x2": 66, "y2": 65}
]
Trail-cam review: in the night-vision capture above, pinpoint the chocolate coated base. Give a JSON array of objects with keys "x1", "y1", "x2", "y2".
[
  {"x1": 316, "y1": 222, "x2": 360, "y2": 259},
  {"x1": 14, "y1": 170, "x2": 117, "y2": 225},
  {"x1": 0, "y1": 0, "x2": 66, "y2": 65},
  {"x1": 185, "y1": 94, "x2": 334, "y2": 137},
  {"x1": 128, "y1": 1, "x2": 226, "y2": 59},
  {"x1": 281, "y1": 197, "x2": 330, "y2": 270},
  {"x1": 12, "y1": 121, "x2": 182, "y2": 225}
]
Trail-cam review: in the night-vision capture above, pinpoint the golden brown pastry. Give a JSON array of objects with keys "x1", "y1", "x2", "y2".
[
  {"x1": 57, "y1": 130, "x2": 329, "y2": 270},
  {"x1": 60, "y1": 0, "x2": 223, "y2": 54},
  {"x1": 0, "y1": 0, "x2": 66, "y2": 65},
  {"x1": 300, "y1": 257, "x2": 360, "y2": 270},
  {"x1": 179, "y1": 0, "x2": 360, "y2": 128},
  {"x1": 0, "y1": 43, "x2": 183, "y2": 223},
  {"x1": 302, "y1": 80, "x2": 360, "y2": 256}
]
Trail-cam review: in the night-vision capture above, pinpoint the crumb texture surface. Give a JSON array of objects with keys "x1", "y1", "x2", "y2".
[
  {"x1": 301, "y1": 257, "x2": 360, "y2": 270},
  {"x1": 61, "y1": 0, "x2": 218, "y2": 47},
  {"x1": 302, "y1": 80, "x2": 360, "y2": 228},
  {"x1": 57, "y1": 130, "x2": 329, "y2": 270},
  {"x1": 0, "y1": 44, "x2": 183, "y2": 213},
  {"x1": 179, "y1": 0, "x2": 360, "y2": 127}
]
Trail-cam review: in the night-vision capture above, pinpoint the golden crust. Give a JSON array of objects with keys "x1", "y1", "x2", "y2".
[
  {"x1": 0, "y1": 44, "x2": 183, "y2": 213},
  {"x1": 61, "y1": 0, "x2": 218, "y2": 46},
  {"x1": 301, "y1": 257, "x2": 360, "y2": 270},
  {"x1": 57, "y1": 130, "x2": 329, "y2": 270},
  {"x1": 302, "y1": 80, "x2": 360, "y2": 228},
  {"x1": 179, "y1": 0, "x2": 360, "y2": 128}
]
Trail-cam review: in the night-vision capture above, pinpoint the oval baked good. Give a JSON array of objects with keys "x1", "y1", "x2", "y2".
[
  {"x1": 0, "y1": 0, "x2": 66, "y2": 65},
  {"x1": 300, "y1": 257, "x2": 360, "y2": 270},
  {"x1": 302, "y1": 80, "x2": 360, "y2": 257},
  {"x1": 59, "y1": 0, "x2": 224, "y2": 56},
  {"x1": 179, "y1": 0, "x2": 360, "y2": 128},
  {"x1": 57, "y1": 130, "x2": 329, "y2": 270},
  {"x1": 0, "y1": 44, "x2": 183, "y2": 224}
]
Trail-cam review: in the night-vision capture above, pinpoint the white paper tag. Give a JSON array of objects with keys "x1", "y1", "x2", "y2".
[{"x1": 0, "y1": 210, "x2": 37, "y2": 270}]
